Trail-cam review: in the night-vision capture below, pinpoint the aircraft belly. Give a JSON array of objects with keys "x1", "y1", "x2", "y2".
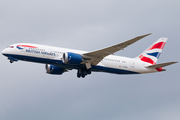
[
  {"x1": 93, "y1": 60, "x2": 139, "y2": 74},
  {"x1": 91, "y1": 65, "x2": 139, "y2": 74}
]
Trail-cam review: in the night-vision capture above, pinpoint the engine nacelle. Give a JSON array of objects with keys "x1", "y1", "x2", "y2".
[
  {"x1": 45, "y1": 64, "x2": 65, "y2": 75},
  {"x1": 62, "y1": 52, "x2": 83, "y2": 64}
]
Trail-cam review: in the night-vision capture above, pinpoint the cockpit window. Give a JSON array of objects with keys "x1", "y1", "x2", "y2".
[{"x1": 8, "y1": 46, "x2": 14, "y2": 48}]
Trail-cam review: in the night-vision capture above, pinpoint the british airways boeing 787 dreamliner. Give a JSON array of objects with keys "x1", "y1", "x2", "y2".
[{"x1": 2, "y1": 34, "x2": 177, "y2": 78}]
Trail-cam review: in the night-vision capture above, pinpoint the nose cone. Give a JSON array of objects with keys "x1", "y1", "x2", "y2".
[
  {"x1": 2, "y1": 48, "x2": 8, "y2": 56},
  {"x1": 2, "y1": 49, "x2": 6, "y2": 55}
]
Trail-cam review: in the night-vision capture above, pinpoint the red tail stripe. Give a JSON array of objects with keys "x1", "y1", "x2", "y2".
[
  {"x1": 156, "y1": 67, "x2": 163, "y2": 72},
  {"x1": 17, "y1": 45, "x2": 37, "y2": 48},
  {"x1": 139, "y1": 55, "x2": 156, "y2": 64},
  {"x1": 148, "y1": 42, "x2": 166, "y2": 50}
]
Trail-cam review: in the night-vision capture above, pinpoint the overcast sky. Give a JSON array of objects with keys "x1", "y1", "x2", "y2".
[{"x1": 0, "y1": 0, "x2": 180, "y2": 120}]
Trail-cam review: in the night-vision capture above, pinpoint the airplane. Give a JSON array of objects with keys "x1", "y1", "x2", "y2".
[{"x1": 2, "y1": 33, "x2": 177, "y2": 78}]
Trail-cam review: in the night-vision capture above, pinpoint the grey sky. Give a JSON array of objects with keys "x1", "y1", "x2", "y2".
[{"x1": 0, "y1": 0, "x2": 180, "y2": 120}]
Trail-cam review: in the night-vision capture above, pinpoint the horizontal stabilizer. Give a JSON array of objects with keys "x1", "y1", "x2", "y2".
[{"x1": 146, "y1": 62, "x2": 177, "y2": 68}]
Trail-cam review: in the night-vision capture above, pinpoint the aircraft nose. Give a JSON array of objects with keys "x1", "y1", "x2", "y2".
[{"x1": 2, "y1": 48, "x2": 8, "y2": 56}]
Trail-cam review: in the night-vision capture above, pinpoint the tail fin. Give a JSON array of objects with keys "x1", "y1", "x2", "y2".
[{"x1": 136, "y1": 37, "x2": 167, "y2": 64}]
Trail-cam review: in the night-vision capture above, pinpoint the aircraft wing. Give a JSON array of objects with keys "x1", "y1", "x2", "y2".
[{"x1": 83, "y1": 33, "x2": 151, "y2": 66}]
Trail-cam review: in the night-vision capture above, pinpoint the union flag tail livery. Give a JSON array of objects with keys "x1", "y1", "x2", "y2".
[
  {"x1": 137, "y1": 38, "x2": 167, "y2": 65},
  {"x1": 2, "y1": 34, "x2": 177, "y2": 78}
]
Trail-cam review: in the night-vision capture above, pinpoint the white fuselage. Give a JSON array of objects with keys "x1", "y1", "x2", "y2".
[{"x1": 2, "y1": 43, "x2": 158, "y2": 75}]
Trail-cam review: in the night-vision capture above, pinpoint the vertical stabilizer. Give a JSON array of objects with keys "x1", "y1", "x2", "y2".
[{"x1": 136, "y1": 38, "x2": 167, "y2": 64}]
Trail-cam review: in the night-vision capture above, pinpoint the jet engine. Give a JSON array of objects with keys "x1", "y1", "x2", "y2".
[
  {"x1": 45, "y1": 64, "x2": 66, "y2": 75},
  {"x1": 62, "y1": 52, "x2": 83, "y2": 64}
]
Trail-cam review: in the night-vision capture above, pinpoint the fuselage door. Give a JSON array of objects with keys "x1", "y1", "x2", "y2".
[{"x1": 130, "y1": 60, "x2": 135, "y2": 69}]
